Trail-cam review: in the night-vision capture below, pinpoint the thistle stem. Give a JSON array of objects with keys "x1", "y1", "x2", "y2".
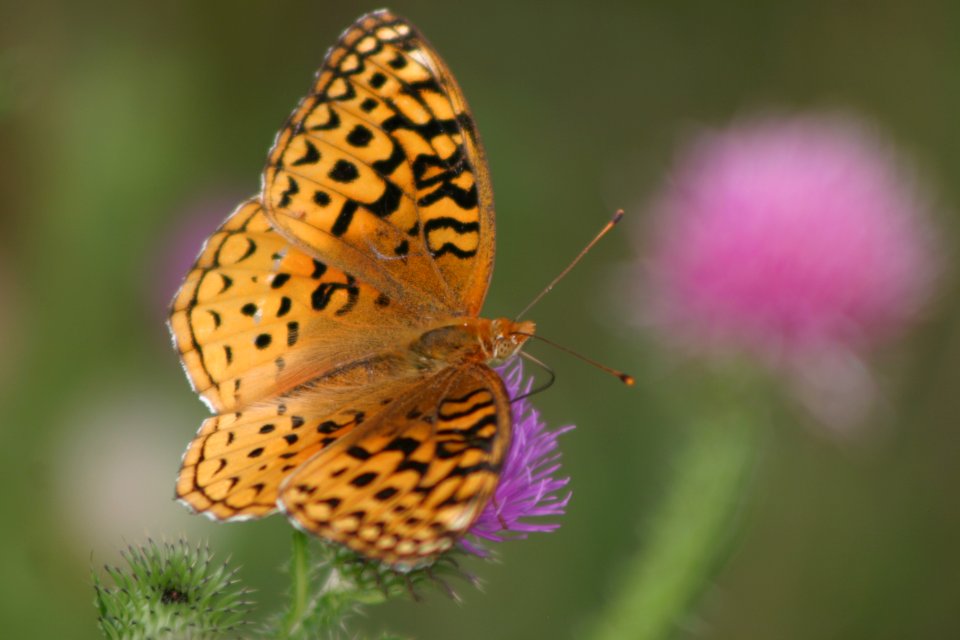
[
  {"x1": 589, "y1": 381, "x2": 764, "y2": 640},
  {"x1": 279, "y1": 530, "x2": 311, "y2": 638}
]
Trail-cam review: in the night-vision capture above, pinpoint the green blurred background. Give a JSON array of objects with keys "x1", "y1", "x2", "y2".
[{"x1": 2, "y1": 1, "x2": 959, "y2": 638}]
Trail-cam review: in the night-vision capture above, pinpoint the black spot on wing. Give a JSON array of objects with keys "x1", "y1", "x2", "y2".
[
  {"x1": 277, "y1": 296, "x2": 292, "y2": 317},
  {"x1": 292, "y1": 140, "x2": 321, "y2": 165},
  {"x1": 351, "y1": 472, "x2": 377, "y2": 487},
  {"x1": 347, "y1": 445, "x2": 372, "y2": 460},
  {"x1": 329, "y1": 160, "x2": 359, "y2": 183},
  {"x1": 375, "y1": 487, "x2": 398, "y2": 500},
  {"x1": 317, "y1": 420, "x2": 340, "y2": 434},
  {"x1": 346, "y1": 124, "x2": 373, "y2": 147}
]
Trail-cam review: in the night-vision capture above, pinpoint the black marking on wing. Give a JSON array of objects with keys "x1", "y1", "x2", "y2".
[
  {"x1": 331, "y1": 200, "x2": 359, "y2": 237},
  {"x1": 369, "y1": 181, "x2": 403, "y2": 218},
  {"x1": 346, "y1": 124, "x2": 373, "y2": 147},
  {"x1": 310, "y1": 277, "x2": 360, "y2": 316},
  {"x1": 278, "y1": 177, "x2": 300, "y2": 207},
  {"x1": 292, "y1": 140, "x2": 321, "y2": 166},
  {"x1": 422, "y1": 217, "x2": 480, "y2": 234},
  {"x1": 430, "y1": 243, "x2": 477, "y2": 259},
  {"x1": 329, "y1": 159, "x2": 360, "y2": 183}
]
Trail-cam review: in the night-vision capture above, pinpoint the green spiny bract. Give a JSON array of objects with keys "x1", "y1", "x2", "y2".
[{"x1": 93, "y1": 538, "x2": 254, "y2": 640}]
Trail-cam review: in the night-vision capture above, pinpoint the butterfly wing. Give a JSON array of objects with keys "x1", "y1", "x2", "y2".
[
  {"x1": 172, "y1": 11, "x2": 510, "y2": 562},
  {"x1": 176, "y1": 371, "x2": 410, "y2": 521},
  {"x1": 263, "y1": 9, "x2": 495, "y2": 317},
  {"x1": 169, "y1": 198, "x2": 422, "y2": 413},
  {"x1": 279, "y1": 363, "x2": 511, "y2": 568}
]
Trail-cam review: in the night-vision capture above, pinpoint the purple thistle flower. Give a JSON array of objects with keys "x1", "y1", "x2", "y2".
[{"x1": 460, "y1": 358, "x2": 574, "y2": 557}]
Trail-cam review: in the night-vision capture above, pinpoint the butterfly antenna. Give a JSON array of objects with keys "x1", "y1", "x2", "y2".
[
  {"x1": 516, "y1": 209, "x2": 625, "y2": 320},
  {"x1": 516, "y1": 332, "x2": 635, "y2": 386},
  {"x1": 512, "y1": 351, "x2": 556, "y2": 402}
]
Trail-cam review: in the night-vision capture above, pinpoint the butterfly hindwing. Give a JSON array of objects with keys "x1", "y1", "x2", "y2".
[
  {"x1": 177, "y1": 343, "x2": 439, "y2": 523},
  {"x1": 263, "y1": 9, "x2": 495, "y2": 317},
  {"x1": 279, "y1": 363, "x2": 511, "y2": 568},
  {"x1": 176, "y1": 407, "x2": 336, "y2": 520}
]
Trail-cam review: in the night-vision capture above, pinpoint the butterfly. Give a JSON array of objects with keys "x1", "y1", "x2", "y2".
[{"x1": 169, "y1": 9, "x2": 536, "y2": 568}]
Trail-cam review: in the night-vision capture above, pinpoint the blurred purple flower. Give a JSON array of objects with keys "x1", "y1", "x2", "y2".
[
  {"x1": 643, "y1": 114, "x2": 937, "y2": 362},
  {"x1": 0, "y1": 257, "x2": 19, "y2": 384},
  {"x1": 461, "y1": 359, "x2": 574, "y2": 557},
  {"x1": 150, "y1": 191, "x2": 243, "y2": 322}
]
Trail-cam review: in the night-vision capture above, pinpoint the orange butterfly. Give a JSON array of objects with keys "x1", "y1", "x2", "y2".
[{"x1": 170, "y1": 9, "x2": 535, "y2": 568}]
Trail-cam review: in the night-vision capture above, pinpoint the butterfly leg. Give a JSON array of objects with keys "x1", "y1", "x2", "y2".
[{"x1": 491, "y1": 495, "x2": 509, "y2": 530}]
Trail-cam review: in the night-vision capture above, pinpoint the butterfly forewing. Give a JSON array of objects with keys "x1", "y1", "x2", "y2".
[
  {"x1": 279, "y1": 364, "x2": 511, "y2": 568},
  {"x1": 263, "y1": 9, "x2": 495, "y2": 317},
  {"x1": 169, "y1": 199, "x2": 420, "y2": 412}
]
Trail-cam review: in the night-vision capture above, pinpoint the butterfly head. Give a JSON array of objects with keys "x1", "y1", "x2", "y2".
[{"x1": 487, "y1": 318, "x2": 536, "y2": 365}]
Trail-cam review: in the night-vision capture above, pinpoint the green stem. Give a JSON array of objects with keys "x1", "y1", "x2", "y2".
[
  {"x1": 279, "y1": 530, "x2": 311, "y2": 639},
  {"x1": 589, "y1": 397, "x2": 763, "y2": 640}
]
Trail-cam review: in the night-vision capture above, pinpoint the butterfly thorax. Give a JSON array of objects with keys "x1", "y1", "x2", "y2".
[{"x1": 408, "y1": 317, "x2": 535, "y2": 371}]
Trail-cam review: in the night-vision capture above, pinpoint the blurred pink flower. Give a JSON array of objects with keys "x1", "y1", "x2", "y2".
[
  {"x1": 149, "y1": 191, "x2": 244, "y2": 323},
  {"x1": 643, "y1": 114, "x2": 938, "y2": 363}
]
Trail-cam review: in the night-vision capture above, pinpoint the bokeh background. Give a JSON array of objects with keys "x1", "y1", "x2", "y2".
[{"x1": 2, "y1": 1, "x2": 959, "y2": 638}]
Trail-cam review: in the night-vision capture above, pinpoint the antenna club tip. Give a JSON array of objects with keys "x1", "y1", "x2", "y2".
[
  {"x1": 620, "y1": 373, "x2": 635, "y2": 386},
  {"x1": 612, "y1": 209, "x2": 625, "y2": 224}
]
